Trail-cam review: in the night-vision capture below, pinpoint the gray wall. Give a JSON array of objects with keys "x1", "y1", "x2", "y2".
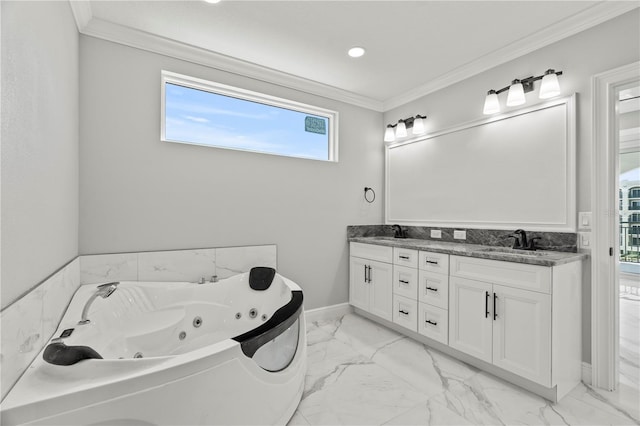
[
  {"x1": 1, "y1": 1, "x2": 79, "y2": 308},
  {"x1": 384, "y1": 9, "x2": 640, "y2": 363},
  {"x1": 79, "y1": 36, "x2": 383, "y2": 310}
]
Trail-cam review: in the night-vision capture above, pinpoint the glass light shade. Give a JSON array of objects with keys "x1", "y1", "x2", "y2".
[
  {"x1": 539, "y1": 73, "x2": 560, "y2": 99},
  {"x1": 383, "y1": 125, "x2": 395, "y2": 142},
  {"x1": 395, "y1": 120, "x2": 407, "y2": 138},
  {"x1": 483, "y1": 91, "x2": 500, "y2": 115},
  {"x1": 412, "y1": 116, "x2": 426, "y2": 135},
  {"x1": 506, "y1": 81, "x2": 526, "y2": 106}
]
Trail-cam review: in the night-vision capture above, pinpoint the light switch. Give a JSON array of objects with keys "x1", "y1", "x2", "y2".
[
  {"x1": 578, "y1": 212, "x2": 592, "y2": 230},
  {"x1": 454, "y1": 230, "x2": 466, "y2": 240},
  {"x1": 430, "y1": 230, "x2": 442, "y2": 238}
]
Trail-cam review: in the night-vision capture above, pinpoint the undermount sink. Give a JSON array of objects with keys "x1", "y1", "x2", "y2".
[{"x1": 474, "y1": 247, "x2": 550, "y2": 256}]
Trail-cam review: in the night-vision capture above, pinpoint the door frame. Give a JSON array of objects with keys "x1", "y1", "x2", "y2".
[{"x1": 591, "y1": 61, "x2": 640, "y2": 390}]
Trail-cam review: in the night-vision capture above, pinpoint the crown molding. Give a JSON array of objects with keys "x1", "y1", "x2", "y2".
[
  {"x1": 76, "y1": 16, "x2": 384, "y2": 112},
  {"x1": 383, "y1": 2, "x2": 640, "y2": 111},
  {"x1": 68, "y1": 1, "x2": 636, "y2": 113},
  {"x1": 68, "y1": 1, "x2": 92, "y2": 32}
]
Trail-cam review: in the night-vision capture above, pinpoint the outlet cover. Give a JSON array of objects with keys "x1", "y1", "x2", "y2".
[
  {"x1": 430, "y1": 229, "x2": 442, "y2": 238},
  {"x1": 578, "y1": 232, "x2": 591, "y2": 250},
  {"x1": 453, "y1": 230, "x2": 466, "y2": 240}
]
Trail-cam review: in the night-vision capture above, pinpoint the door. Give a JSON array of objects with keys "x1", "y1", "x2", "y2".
[
  {"x1": 492, "y1": 285, "x2": 551, "y2": 386},
  {"x1": 369, "y1": 259, "x2": 393, "y2": 321},
  {"x1": 449, "y1": 277, "x2": 493, "y2": 362},
  {"x1": 349, "y1": 257, "x2": 370, "y2": 311}
]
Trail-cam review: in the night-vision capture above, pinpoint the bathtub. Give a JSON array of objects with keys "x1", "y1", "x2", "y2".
[{"x1": 0, "y1": 268, "x2": 306, "y2": 425}]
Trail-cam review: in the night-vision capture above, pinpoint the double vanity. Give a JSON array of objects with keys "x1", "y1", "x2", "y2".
[{"x1": 348, "y1": 235, "x2": 586, "y2": 402}]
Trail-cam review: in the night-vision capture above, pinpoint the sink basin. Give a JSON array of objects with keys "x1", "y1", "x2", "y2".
[{"x1": 474, "y1": 247, "x2": 550, "y2": 257}]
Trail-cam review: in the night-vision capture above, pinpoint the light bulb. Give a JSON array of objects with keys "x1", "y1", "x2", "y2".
[
  {"x1": 384, "y1": 125, "x2": 395, "y2": 142},
  {"x1": 506, "y1": 80, "x2": 526, "y2": 106},
  {"x1": 539, "y1": 70, "x2": 560, "y2": 99},
  {"x1": 412, "y1": 116, "x2": 426, "y2": 135},
  {"x1": 395, "y1": 120, "x2": 407, "y2": 138},
  {"x1": 483, "y1": 90, "x2": 500, "y2": 115}
]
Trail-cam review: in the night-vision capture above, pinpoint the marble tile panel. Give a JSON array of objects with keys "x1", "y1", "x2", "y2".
[
  {"x1": 1, "y1": 287, "x2": 45, "y2": 400},
  {"x1": 298, "y1": 359, "x2": 429, "y2": 425},
  {"x1": 382, "y1": 399, "x2": 473, "y2": 425},
  {"x1": 328, "y1": 313, "x2": 404, "y2": 359},
  {"x1": 215, "y1": 245, "x2": 277, "y2": 279},
  {"x1": 80, "y1": 253, "x2": 138, "y2": 284},
  {"x1": 41, "y1": 258, "x2": 80, "y2": 341},
  {"x1": 138, "y1": 249, "x2": 215, "y2": 282},
  {"x1": 286, "y1": 410, "x2": 310, "y2": 426}
]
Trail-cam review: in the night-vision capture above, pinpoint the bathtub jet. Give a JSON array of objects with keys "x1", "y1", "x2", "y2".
[{"x1": 1, "y1": 268, "x2": 306, "y2": 426}]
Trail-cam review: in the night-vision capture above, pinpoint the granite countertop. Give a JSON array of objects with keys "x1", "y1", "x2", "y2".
[{"x1": 349, "y1": 236, "x2": 588, "y2": 267}]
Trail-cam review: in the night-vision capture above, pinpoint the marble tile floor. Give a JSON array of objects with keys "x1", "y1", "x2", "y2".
[
  {"x1": 288, "y1": 313, "x2": 640, "y2": 426},
  {"x1": 620, "y1": 283, "x2": 640, "y2": 389}
]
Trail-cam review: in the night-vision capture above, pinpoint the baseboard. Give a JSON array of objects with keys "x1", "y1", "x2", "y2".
[
  {"x1": 305, "y1": 302, "x2": 353, "y2": 323},
  {"x1": 582, "y1": 362, "x2": 592, "y2": 385}
]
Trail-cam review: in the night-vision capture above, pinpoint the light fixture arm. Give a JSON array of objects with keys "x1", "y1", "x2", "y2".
[{"x1": 490, "y1": 70, "x2": 563, "y2": 95}]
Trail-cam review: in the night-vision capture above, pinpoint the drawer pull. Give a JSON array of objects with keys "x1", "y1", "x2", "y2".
[
  {"x1": 426, "y1": 286, "x2": 438, "y2": 292},
  {"x1": 493, "y1": 293, "x2": 498, "y2": 320},
  {"x1": 426, "y1": 260, "x2": 439, "y2": 265},
  {"x1": 425, "y1": 319, "x2": 438, "y2": 326},
  {"x1": 399, "y1": 309, "x2": 409, "y2": 316},
  {"x1": 399, "y1": 255, "x2": 410, "y2": 260},
  {"x1": 399, "y1": 279, "x2": 410, "y2": 284}
]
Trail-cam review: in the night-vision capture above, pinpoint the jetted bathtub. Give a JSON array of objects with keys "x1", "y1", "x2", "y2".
[{"x1": 1, "y1": 268, "x2": 306, "y2": 425}]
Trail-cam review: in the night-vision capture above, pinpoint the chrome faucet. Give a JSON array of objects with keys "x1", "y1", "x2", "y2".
[{"x1": 78, "y1": 282, "x2": 119, "y2": 325}]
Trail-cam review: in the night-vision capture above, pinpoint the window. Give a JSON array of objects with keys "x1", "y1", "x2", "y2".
[
  {"x1": 630, "y1": 187, "x2": 640, "y2": 199},
  {"x1": 161, "y1": 71, "x2": 338, "y2": 161}
]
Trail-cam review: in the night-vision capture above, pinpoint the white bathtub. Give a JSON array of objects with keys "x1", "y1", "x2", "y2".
[{"x1": 0, "y1": 268, "x2": 306, "y2": 425}]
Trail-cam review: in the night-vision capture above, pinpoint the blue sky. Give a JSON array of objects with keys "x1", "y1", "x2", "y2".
[{"x1": 164, "y1": 83, "x2": 330, "y2": 160}]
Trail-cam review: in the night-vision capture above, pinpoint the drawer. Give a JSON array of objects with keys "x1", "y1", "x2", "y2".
[
  {"x1": 393, "y1": 247, "x2": 418, "y2": 268},
  {"x1": 418, "y1": 270, "x2": 449, "y2": 310},
  {"x1": 350, "y1": 242, "x2": 393, "y2": 264},
  {"x1": 393, "y1": 265, "x2": 418, "y2": 299},
  {"x1": 419, "y1": 251, "x2": 450, "y2": 274},
  {"x1": 393, "y1": 295, "x2": 418, "y2": 332},
  {"x1": 418, "y1": 303, "x2": 448, "y2": 344},
  {"x1": 450, "y1": 255, "x2": 551, "y2": 294}
]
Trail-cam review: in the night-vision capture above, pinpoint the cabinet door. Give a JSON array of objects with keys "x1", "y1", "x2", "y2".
[
  {"x1": 349, "y1": 257, "x2": 370, "y2": 311},
  {"x1": 492, "y1": 285, "x2": 551, "y2": 386},
  {"x1": 449, "y1": 277, "x2": 493, "y2": 363},
  {"x1": 393, "y1": 265, "x2": 418, "y2": 299},
  {"x1": 369, "y1": 259, "x2": 393, "y2": 321}
]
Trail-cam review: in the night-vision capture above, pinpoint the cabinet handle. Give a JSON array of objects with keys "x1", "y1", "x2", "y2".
[
  {"x1": 364, "y1": 265, "x2": 368, "y2": 283},
  {"x1": 367, "y1": 265, "x2": 372, "y2": 283},
  {"x1": 399, "y1": 279, "x2": 410, "y2": 284},
  {"x1": 399, "y1": 309, "x2": 409, "y2": 315},
  {"x1": 426, "y1": 260, "x2": 439, "y2": 265},
  {"x1": 425, "y1": 319, "x2": 438, "y2": 326},
  {"x1": 485, "y1": 291, "x2": 490, "y2": 318},
  {"x1": 426, "y1": 286, "x2": 438, "y2": 292},
  {"x1": 399, "y1": 255, "x2": 410, "y2": 260},
  {"x1": 493, "y1": 293, "x2": 498, "y2": 320}
]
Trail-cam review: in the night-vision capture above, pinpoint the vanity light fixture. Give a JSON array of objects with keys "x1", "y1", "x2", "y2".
[
  {"x1": 483, "y1": 69, "x2": 563, "y2": 115},
  {"x1": 383, "y1": 115, "x2": 427, "y2": 142}
]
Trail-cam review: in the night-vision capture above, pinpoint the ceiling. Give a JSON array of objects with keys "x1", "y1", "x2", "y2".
[{"x1": 74, "y1": 1, "x2": 637, "y2": 111}]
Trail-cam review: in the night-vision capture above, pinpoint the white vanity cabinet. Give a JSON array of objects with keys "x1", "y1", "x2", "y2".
[
  {"x1": 349, "y1": 243, "x2": 393, "y2": 321},
  {"x1": 449, "y1": 255, "x2": 578, "y2": 395}
]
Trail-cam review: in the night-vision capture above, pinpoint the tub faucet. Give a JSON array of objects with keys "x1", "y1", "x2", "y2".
[{"x1": 78, "y1": 282, "x2": 119, "y2": 325}]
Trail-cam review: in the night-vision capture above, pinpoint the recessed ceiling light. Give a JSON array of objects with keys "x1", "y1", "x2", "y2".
[
  {"x1": 204, "y1": 0, "x2": 221, "y2": 4},
  {"x1": 348, "y1": 47, "x2": 366, "y2": 58}
]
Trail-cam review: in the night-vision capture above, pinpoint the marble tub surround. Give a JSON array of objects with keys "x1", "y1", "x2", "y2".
[
  {"x1": 288, "y1": 313, "x2": 639, "y2": 426},
  {"x1": 349, "y1": 236, "x2": 586, "y2": 267},
  {"x1": 0, "y1": 259, "x2": 80, "y2": 401},
  {"x1": 347, "y1": 225, "x2": 578, "y2": 252},
  {"x1": 80, "y1": 245, "x2": 276, "y2": 284}
]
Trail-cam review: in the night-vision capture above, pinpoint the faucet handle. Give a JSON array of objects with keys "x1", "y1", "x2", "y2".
[
  {"x1": 210, "y1": 275, "x2": 218, "y2": 283},
  {"x1": 528, "y1": 237, "x2": 541, "y2": 250},
  {"x1": 198, "y1": 277, "x2": 206, "y2": 285}
]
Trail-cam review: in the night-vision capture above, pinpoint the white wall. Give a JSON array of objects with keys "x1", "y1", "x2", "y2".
[
  {"x1": 79, "y1": 36, "x2": 384, "y2": 310},
  {"x1": 1, "y1": 1, "x2": 79, "y2": 309},
  {"x1": 384, "y1": 9, "x2": 640, "y2": 363}
]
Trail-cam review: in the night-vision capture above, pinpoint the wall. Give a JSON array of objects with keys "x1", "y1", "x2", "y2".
[
  {"x1": 383, "y1": 9, "x2": 640, "y2": 364},
  {"x1": 79, "y1": 36, "x2": 383, "y2": 310},
  {"x1": 1, "y1": 1, "x2": 79, "y2": 309}
]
